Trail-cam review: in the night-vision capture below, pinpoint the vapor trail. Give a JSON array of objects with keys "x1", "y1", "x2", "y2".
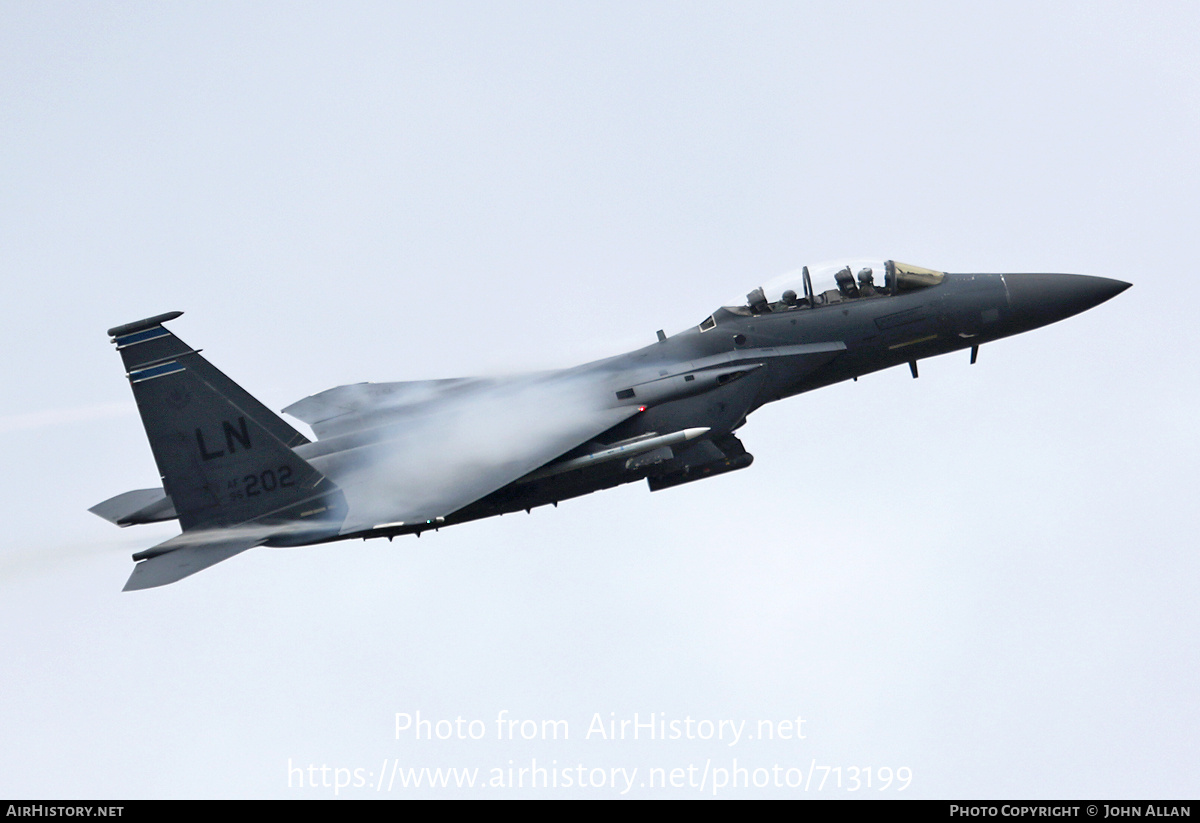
[{"x1": 0, "y1": 402, "x2": 135, "y2": 435}]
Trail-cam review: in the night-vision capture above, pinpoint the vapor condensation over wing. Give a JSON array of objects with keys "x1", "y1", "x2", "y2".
[{"x1": 289, "y1": 370, "x2": 639, "y2": 532}]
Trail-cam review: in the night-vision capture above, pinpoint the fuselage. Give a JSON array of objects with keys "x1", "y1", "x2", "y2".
[{"x1": 385, "y1": 267, "x2": 1129, "y2": 535}]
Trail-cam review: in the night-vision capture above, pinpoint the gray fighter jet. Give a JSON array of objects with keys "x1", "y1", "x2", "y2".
[{"x1": 91, "y1": 260, "x2": 1130, "y2": 590}]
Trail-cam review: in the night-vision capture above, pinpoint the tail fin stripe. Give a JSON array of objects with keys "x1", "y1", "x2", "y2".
[
  {"x1": 122, "y1": 349, "x2": 200, "y2": 373},
  {"x1": 129, "y1": 361, "x2": 184, "y2": 383},
  {"x1": 115, "y1": 326, "x2": 173, "y2": 348}
]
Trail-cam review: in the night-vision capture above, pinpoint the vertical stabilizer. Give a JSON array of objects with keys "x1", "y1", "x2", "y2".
[{"x1": 109, "y1": 313, "x2": 345, "y2": 534}]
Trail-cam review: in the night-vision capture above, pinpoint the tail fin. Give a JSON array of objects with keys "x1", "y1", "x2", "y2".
[{"x1": 109, "y1": 312, "x2": 345, "y2": 534}]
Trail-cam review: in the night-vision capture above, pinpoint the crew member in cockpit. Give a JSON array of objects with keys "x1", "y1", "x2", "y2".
[
  {"x1": 857, "y1": 267, "x2": 877, "y2": 297},
  {"x1": 834, "y1": 266, "x2": 860, "y2": 299}
]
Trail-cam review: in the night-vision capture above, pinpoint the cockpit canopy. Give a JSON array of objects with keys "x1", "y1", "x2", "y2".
[{"x1": 708, "y1": 260, "x2": 945, "y2": 326}]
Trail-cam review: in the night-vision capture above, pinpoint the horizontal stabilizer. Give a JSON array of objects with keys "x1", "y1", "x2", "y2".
[
  {"x1": 89, "y1": 488, "x2": 177, "y2": 526},
  {"x1": 123, "y1": 532, "x2": 265, "y2": 591}
]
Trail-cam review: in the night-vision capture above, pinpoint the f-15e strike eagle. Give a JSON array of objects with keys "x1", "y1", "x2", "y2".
[{"x1": 92, "y1": 260, "x2": 1130, "y2": 590}]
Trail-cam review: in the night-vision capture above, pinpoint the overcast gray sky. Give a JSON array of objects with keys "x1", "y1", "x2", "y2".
[{"x1": 1, "y1": 1, "x2": 1196, "y2": 798}]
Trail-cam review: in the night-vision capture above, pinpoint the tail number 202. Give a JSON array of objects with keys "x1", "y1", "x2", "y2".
[{"x1": 243, "y1": 466, "x2": 295, "y2": 497}]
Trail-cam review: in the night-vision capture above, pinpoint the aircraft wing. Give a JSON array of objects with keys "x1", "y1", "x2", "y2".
[
  {"x1": 284, "y1": 378, "x2": 501, "y2": 440},
  {"x1": 123, "y1": 531, "x2": 267, "y2": 591},
  {"x1": 287, "y1": 374, "x2": 643, "y2": 534}
]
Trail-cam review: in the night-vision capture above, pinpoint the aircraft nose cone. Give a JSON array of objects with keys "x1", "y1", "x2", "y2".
[{"x1": 1004, "y1": 273, "x2": 1131, "y2": 330}]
